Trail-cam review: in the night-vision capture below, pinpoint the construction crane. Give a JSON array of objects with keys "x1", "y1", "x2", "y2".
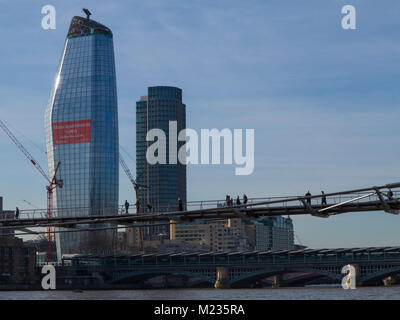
[
  {"x1": 119, "y1": 152, "x2": 148, "y2": 212},
  {"x1": 22, "y1": 199, "x2": 40, "y2": 210},
  {"x1": 0, "y1": 119, "x2": 63, "y2": 262},
  {"x1": 119, "y1": 151, "x2": 147, "y2": 252}
]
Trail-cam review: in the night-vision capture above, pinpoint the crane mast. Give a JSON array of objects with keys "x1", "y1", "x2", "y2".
[
  {"x1": 0, "y1": 119, "x2": 62, "y2": 262},
  {"x1": 119, "y1": 151, "x2": 144, "y2": 252},
  {"x1": 119, "y1": 152, "x2": 136, "y2": 187},
  {"x1": 119, "y1": 152, "x2": 142, "y2": 208}
]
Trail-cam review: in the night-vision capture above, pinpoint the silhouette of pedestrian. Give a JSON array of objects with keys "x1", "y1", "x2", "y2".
[
  {"x1": 178, "y1": 197, "x2": 183, "y2": 211},
  {"x1": 236, "y1": 196, "x2": 241, "y2": 205},
  {"x1": 15, "y1": 207, "x2": 19, "y2": 220},
  {"x1": 136, "y1": 200, "x2": 140, "y2": 214},
  {"x1": 225, "y1": 195, "x2": 231, "y2": 207},
  {"x1": 124, "y1": 200, "x2": 130, "y2": 214},
  {"x1": 321, "y1": 191, "x2": 327, "y2": 206},
  {"x1": 388, "y1": 189, "x2": 394, "y2": 200},
  {"x1": 147, "y1": 202, "x2": 152, "y2": 212},
  {"x1": 305, "y1": 190, "x2": 312, "y2": 206},
  {"x1": 243, "y1": 194, "x2": 248, "y2": 205}
]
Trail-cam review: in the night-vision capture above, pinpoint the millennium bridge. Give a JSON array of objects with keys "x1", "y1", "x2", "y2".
[
  {"x1": 53, "y1": 246, "x2": 400, "y2": 288},
  {"x1": 1, "y1": 183, "x2": 400, "y2": 235}
]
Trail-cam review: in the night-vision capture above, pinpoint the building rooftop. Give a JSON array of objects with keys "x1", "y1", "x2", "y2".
[{"x1": 67, "y1": 16, "x2": 112, "y2": 37}]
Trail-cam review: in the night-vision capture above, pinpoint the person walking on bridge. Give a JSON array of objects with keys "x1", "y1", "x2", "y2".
[
  {"x1": 321, "y1": 191, "x2": 327, "y2": 206},
  {"x1": 243, "y1": 194, "x2": 248, "y2": 205},
  {"x1": 178, "y1": 197, "x2": 183, "y2": 211},
  {"x1": 136, "y1": 200, "x2": 140, "y2": 214},
  {"x1": 124, "y1": 200, "x2": 130, "y2": 214},
  {"x1": 305, "y1": 190, "x2": 312, "y2": 206},
  {"x1": 15, "y1": 207, "x2": 19, "y2": 219},
  {"x1": 236, "y1": 196, "x2": 241, "y2": 205},
  {"x1": 225, "y1": 195, "x2": 231, "y2": 207}
]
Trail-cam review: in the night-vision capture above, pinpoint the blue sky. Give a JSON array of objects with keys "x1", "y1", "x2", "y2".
[{"x1": 0, "y1": 0, "x2": 399, "y2": 247}]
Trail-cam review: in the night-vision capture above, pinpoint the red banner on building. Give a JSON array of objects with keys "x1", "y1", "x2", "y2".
[{"x1": 52, "y1": 119, "x2": 92, "y2": 145}]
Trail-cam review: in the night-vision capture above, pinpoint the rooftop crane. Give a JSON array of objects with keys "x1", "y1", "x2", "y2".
[
  {"x1": 119, "y1": 151, "x2": 147, "y2": 252},
  {"x1": 0, "y1": 119, "x2": 63, "y2": 262}
]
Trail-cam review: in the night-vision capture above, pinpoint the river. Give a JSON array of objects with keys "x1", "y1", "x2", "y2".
[{"x1": 1, "y1": 286, "x2": 400, "y2": 300}]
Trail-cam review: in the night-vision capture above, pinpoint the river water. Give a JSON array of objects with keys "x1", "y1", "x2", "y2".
[{"x1": 1, "y1": 286, "x2": 400, "y2": 300}]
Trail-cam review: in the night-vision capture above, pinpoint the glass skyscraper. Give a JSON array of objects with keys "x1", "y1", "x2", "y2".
[
  {"x1": 136, "y1": 86, "x2": 186, "y2": 239},
  {"x1": 45, "y1": 15, "x2": 119, "y2": 258}
]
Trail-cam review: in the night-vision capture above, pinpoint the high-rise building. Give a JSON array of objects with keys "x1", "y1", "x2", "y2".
[
  {"x1": 136, "y1": 86, "x2": 186, "y2": 239},
  {"x1": 45, "y1": 13, "x2": 119, "y2": 258}
]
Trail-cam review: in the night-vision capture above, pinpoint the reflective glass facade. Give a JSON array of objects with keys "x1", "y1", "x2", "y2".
[
  {"x1": 45, "y1": 16, "x2": 118, "y2": 258},
  {"x1": 136, "y1": 86, "x2": 186, "y2": 239}
]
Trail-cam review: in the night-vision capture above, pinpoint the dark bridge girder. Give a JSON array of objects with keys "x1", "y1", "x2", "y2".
[
  {"x1": 230, "y1": 267, "x2": 343, "y2": 288},
  {"x1": 111, "y1": 269, "x2": 215, "y2": 285},
  {"x1": 104, "y1": 266, "x2": 400, "y2": 288},
  {"x1": 361, "y1": 266, "x2": 400, "y2": 285}
]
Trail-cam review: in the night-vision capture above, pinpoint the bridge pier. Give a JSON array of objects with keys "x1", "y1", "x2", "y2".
[
  {"x1": 214, "y1": 267, "x2": 230, "y2": 289},
  {"x1": 383, "y1": 276, "x2": 396, "y2": 287},
  {"x1": 272, "y1": 274, "x2": 282, "y2": 288}
]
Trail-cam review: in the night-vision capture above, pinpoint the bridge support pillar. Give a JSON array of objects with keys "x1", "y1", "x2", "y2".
[
  {"x1": 272, "y1": 274, "x2": 282, "y2": 288},
  {"x1": 214, "y1": 267, "x2": 230, "y2": 289},
  {"x1": 383, "y1": 276, "x2": 396, "y2": 287}
]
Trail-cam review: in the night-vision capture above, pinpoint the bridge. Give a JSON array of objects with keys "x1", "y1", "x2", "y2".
[
  {"x1": 1, "y1": 183, "x2": 399, "y2": 234},
  {"x1": 53, "y1": 246, "x2": 400, "y2": 288}
]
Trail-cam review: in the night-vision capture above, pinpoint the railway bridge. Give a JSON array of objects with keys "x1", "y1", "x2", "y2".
[{"x1": 54, "y1": 246, "x2": 400, "y2": 288}]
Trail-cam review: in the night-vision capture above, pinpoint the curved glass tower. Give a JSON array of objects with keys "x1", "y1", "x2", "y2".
[{"x1": 45, "y1": 15, "x2": 119, "y2": 258}]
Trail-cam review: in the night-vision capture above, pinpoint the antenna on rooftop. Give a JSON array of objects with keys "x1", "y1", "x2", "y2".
[{"x1": 82, "y1": 8, "x2": 92, "y2": 20}]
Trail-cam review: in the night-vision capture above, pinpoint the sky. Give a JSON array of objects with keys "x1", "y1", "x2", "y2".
[{"x1": 0, "y1": 0, "x2": 399, "y2": 248}]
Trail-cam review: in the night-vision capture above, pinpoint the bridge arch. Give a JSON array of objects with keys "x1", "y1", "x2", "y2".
[
  {"x1": 111, "y1": 269, "x2": 215, "y2": 285},
  {"x1": 230, "y1": 267, "x2": 342, "y2": 288},
  {"x1": 361, "y1": 266, "x2": 400, "y2": 285}
]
